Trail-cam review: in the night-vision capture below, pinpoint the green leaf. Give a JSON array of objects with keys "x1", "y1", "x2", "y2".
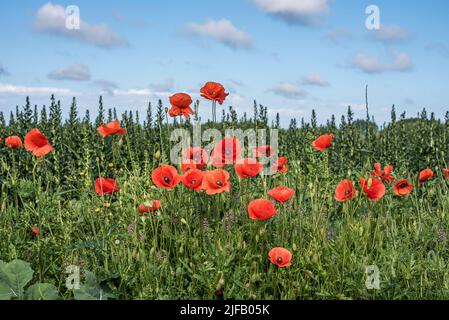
[
  {"x1": 73, "y1": 271, "x2": 114, "y2": 300},
  {"x1": 26, "y1": 283, "x2": 59, "y2": 300},
  {"x1": 0, "y1": 259, "x2": 34, "y2": 300}
]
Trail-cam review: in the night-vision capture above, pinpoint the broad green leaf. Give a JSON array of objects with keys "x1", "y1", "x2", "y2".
[
  {"x1": 26, "y1": 283, "x2": 59, "y2": 300},
  {"x1": 73, "y1": 271, "x2": 114, "y2": 300},
  {"x1": 0, "y1": 259, "x2": 34, "y2": 300}
]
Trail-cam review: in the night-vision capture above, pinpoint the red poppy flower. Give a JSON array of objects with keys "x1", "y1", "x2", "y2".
[
  {"x1": 95, "y1": 178, "x2": 120, "y2": 195},
  {"x1": 443, "y1": 169, "x2": 449, "y2": 180},
  {"x1": 200, "y1": 82, "x2": 229, "y2": 105},
  {"x1": 311, "y1": 134, "x2": 334, "y2": 151},
  {"x1": 181, "y1": 169, "x2": 204, "y2": 191},
  {"x1": 97, "y1": 120, "x2": 127, "y2": 137},
  {"x1": 201, "y1": 170, "x2": 231, "y2": 195},
  {"x1": 234, "y1": 158, "x2": 264, "y2": 179},
  {"x1": 138, "y1": 200, "x2": 161, "y2": 214},
  {"x1": 393, "y1": 180, "x2": 413, "y2": 196},
  {"x1": 247, "y1": 199, "x2": 278, "y2": 221},
  {"x1": 182, "y1": 147, "x2": 208, "y2": 170},
  {"x1": 371, "y1": 163, "x2": 395, "y2": 184},
  {"x1": 272, "y1": 157, "x2": 288, "y2": 174},
  {"x1": 32, "y1": 226, "x2": 39, "y2": 236},
  {"x1": 151, "y1": 165, "x2": 181, "y2": 189},
  {"x1": 359, "y1": 177, "x2": 386, "y2": 202},
  {"x1": 169, "y1": 93, "x2": 194, "y2": 119},
  {"x1": 268, "y1": 186, "x2": 295, "y2": 203},
  {"x1": 24, "y1": 128, "x2": 53, "y2": 157},
  {"x1": 418, "y1": 169, "x2": 434, "y2": 187},
  {"x1": 253, "y1": 145, "x2": 276, "y2": 158},
  {"x1": 268, "y1": 248, "x2": 292, "y2": 268},
  {"x1": 5, "y1": 136, "x2": 22, "y2": 148},
  {"x1": 334, "y1": 179, "x2": 357, "y2": 202},
  {"x1": 210, "y1": 137, "x2": 242, "y2": 167}
]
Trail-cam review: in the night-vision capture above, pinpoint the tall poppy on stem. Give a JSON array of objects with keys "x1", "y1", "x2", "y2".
[
  {"x1": 169, "y1": 93, "x2": 194, "y2": 119},
  {"x1": 182, "y1": 147, "x2": 208, "y2": 171},
  {"x1": 138, "y1": 200, "x2": 161, "y2": 214},
  {"x1": 200, "y1": 82, "x2": 228, "y2": 123},
  {"x1": 247, "y1": 199, "x2": 278, "y2": 220},
  {"x1": 393, "y1": 180, "x2": 413, "y2": 196},
  {"x1": 97, "y1": 120, "x2": 127, "y2": 137},
  {"x1": 5, "y1": 136, "x2": 22, "y2": 148},
  {"x1": 151, "y1": 165, "x2": 181, "y2": 189},
  {"x1": 211, "y1": 137, "x2": 242, "y2": 167},
  {"x1": 201, "y1": 170, "x2": 231, "y2": 195},
  {"x1": 234, "y1": 158, "x2": 263, "y2": 179},
  {"x1": 95, "y1": 177, "x2": 120, "y2": 195},
  {"x1": 359, "y1": 177, "x2": 385, "y2": 202},
  {"x1": 334, "y1": 179, "x2": 357, "y2": 202},
  {"x1": 268, "y1": 248, "x2": 292, "y2": 268},
  {"x1": 311, "y1": 134, "x2": 334, "y2": 151},
  {"x1": 371, "y1": 163, "x2": 395, "y2": 184},
  {"x1": 24, "y1": 128, "x2": 53, "y2": 157},
  {"x1": 418, "y1": 169, "x2": 433, "y2": 187}
]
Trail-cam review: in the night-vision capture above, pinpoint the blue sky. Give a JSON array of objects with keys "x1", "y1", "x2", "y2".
[{"x1": 0, "y1": 0, "x2": 448, "y2": 126}]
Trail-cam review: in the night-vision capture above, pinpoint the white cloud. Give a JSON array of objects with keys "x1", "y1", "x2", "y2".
[
  {"x1": 93, "y1": 79, "x2": 118, "y2": 95},
  {"x1": 150, "y1": 78, "x2": 174, "y2": 92},
  {"x1": 269, "y1": 83, "x2": 307, "y2": 99},
  {"x1": 186, "y1": 19, "x2": 253, "y2": 50},
  {"x1": 252, "y1": 0, "x2": 330, "y2": 26},
  {"x1": 368, "y1": 24, "x2": 411, "y2": 43},
  {"x1": 48, "y1": 64, "x2": 91, "y2": 81},
  {"x1": 113, "y1": 88, "x2": 151, "y2": 96},
  {"x1": 302, "y1": 73, "x2": 329, "y2": 86},
  {"x1": 0, "y1": 83, "x2": 74, "y2": 95},
  {"x1": 34, "y1": 2, "x2": 127, "y2": 48},
  {"x1": 351, "y1": 51, "x2": 413, "y2": 74}
]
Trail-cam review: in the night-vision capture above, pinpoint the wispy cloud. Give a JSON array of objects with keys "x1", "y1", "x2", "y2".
[
  {"x1": 268, "y1": 83, "x2": 307, "y2": 99},
  {"x1": 150, "y1": 78, "x2": 175, "y2": 92},
  {"x1": 185, "y1": 19, "x2": 253, "y2": 50},
  {"x1": 368, "y1": 24, "x2": 411, "y2": 43},
  {"x1": 94, "y1": 80, "x2": 118, "y2": 95},
  {"x1": 34, "y1": 2, "x2": 128, "y2": 48},
  {"x1": 351, "y1": 50, "x2": 413, "y2": 74},
  {"x1": 426, "y1": 42, "x2": 449, "y2": 59},
  {"x1": 0, "y1": 83, "x2": 74, "y2": 95},
  {"x1": 252, "y1": 0, "x2": 330, "y2": 26},
  {"x1": 48, "y1": 64, "x2": 91, "y2": 81},
  {"x1": 302, "y1": 73, "x2": 330, "y2": 87},
  {"x1": 324, "y1": 27, "x2": 352, "y2": 45}
]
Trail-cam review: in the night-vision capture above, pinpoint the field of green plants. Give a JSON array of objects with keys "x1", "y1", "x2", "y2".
[{"x1": 2, "y1": 90, "x2": 449, "y2": 300}]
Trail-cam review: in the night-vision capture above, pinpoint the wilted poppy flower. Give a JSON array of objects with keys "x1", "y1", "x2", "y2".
[
  {"x1": 253, "y1": 145, "x2": 276, "y2": 158},
  {"x1": 181, "y1": 169, "x2": 204, "y2": 191},
  {"x1": 32, "y1": 226, "x2": 39, "y2": 237},
  {"x1": 334, "y1": 179, "x2": 357, "y2": 202},
  {"x1": 24, "y1": 128, "x2": 53, "y2": 157},
  {"x1": 201, "y1": 170, "x2": 231, "y2": 195},
  {"x1": 268, "y1": 186, "x2": 295, "y2": 203},
  {"x1": 360, "y1": 177, "x2": 385, "y2": 202},
  {"x1": 138, "y1": 200, "x2": 161, "y2": 214},
  {"x1": 5, "y1": 136, "x2": 22, "y2": 148},
  {"x1": 97, "y1": 120, "x2": 127, "y2": 138},
  {"x1": 182, "y1": 147, "x2": 208, "y2": 170},
  {"x1": 151, "y1": 165, "x2": 181, "y2": 189},
  {"x1": 272, "y1": 157, "x2": 288, "y2": 174},
  {"x1": 443, "y1": 168, "x2": 449, "y2": 180},
  {"x1": 393, "y1": 180, "x2": 413, "y2": 196},
  {"x1": 169, "y1": 93, "x2": 194, "y2": 119},
  {"x1": 234, "y1": 158, "x2": 263, "y2": 179},
  {"x1": 247, "y1": 199, "x2": 278, "y2": 220},
  {"x1": 200, "y1": 82, "x2": 229, "y2": 105},
  {"x1": 311, "y1": 134, "x2": 334, "y2": 151},
  {"x1": 268, "y1": 248, "x2": 292, "y2": 268},
  {"x1": 211, "y1": 137, "x2": 242, "y2": 167},
  {"x1": 371, "y1": 163, "x2": 395, "y2": 184},
  {"x1": 418, "y1": 169, "x2": 434, "y2": 187},
  {"x1": 95, "y1": 177, "x2": 120, "y2": 195}
]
